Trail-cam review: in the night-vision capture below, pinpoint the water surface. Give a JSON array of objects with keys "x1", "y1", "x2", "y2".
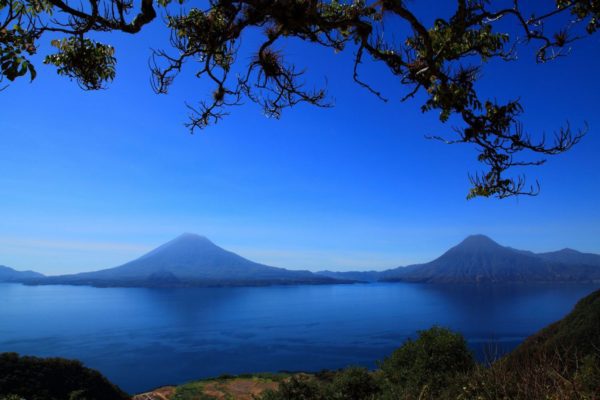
[{"x1": 0, "y1": 282, "x2": 597, "y2": 393}]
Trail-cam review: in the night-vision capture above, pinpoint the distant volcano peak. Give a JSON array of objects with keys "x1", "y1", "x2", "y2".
[
  {"x1": 133, "y1": 233, "x2": 223, "y2": 263},
  {"x1": 557, "y1": 248, "x2": 580, "y2": 254},
  {"x1": 161, "y1": 232, "x2": 218, "y2": 248},
  {"x1": 454, "y1": 234, "x2": 502, "y2": 250},
  {"x1": 45, "y1": 233, "x2": 336, "y2": 286},
  {"x1": 173, "y1": 232, "x2": 212, "y2": 242},
  {"x1": 428, "y1": 234, "x2": 509, "y2": 266}
]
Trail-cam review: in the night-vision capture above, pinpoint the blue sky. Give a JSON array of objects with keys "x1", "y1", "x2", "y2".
[{"x1": 1, "y1": 3, "x2": 599, "y2": 275}]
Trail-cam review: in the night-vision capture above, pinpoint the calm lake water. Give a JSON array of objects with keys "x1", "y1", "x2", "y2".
[{"x1": 0, "y1": 282, "x2": 598, "y2": 393}]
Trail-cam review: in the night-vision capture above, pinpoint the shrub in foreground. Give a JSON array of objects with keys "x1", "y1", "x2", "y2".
[
  {"x1": 259, "y1": 375, "x2": 326, "y2": 400},
  {"x1": 378, "y1": 326, "x2": 475, "y2": 399},
  {"x1": 328, "y1": 366, "x2": 380, "y2": 400},
  {"x1": 0, "y1": 353, "x2": 128, "y2": 400}
]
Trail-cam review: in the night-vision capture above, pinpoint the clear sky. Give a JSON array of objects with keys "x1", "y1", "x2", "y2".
[{"x1": 1, "y1": 2, "x2": 599, "y2": 275}]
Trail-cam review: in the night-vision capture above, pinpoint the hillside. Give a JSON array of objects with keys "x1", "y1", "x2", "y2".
[
  {"x1": 504, "y1": 287, "x2": 600, "y2": 367},
  {"x1": 0, "y1": 352, "x2": 128, "y2": 400},
  {"x1": 537, "y1": 248, "x2": 600, "y2": 267},
  {"x1": 0, "y1": 265, "x2": 44, "y2": 282},
  {"x1": 379, "y1": 235, "x2": 600, "y2": 283},
  {"x1": 35, "y1": 233, "x2": 341, "y2": 287},
  {"x1": 316, "y1": 270, "x2": 380, "y2": 282}
]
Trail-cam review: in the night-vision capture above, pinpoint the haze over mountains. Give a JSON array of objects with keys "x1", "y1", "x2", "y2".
[{"x1": 1, "y1": 234, "x2": 599, "y2": 287}]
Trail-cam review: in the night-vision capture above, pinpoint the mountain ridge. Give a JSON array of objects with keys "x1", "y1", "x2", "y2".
[
  {"x1": 0, "y1": 265, "x2": 45, "y2": 282},
  {"x1": 5, "y1": 233, "x2": 600, "y2": 287},
  {"x1": 377, "y1": 234, "x2": 600, "y2": 283},
  {"x1": 32, "y1": 233, "x2": 342, "y2": 287}
]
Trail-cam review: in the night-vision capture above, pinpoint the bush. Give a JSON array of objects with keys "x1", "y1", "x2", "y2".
[
  {"x1": 172, "y1": 381, "x2": 216, "y2": 400},
  {"x1": 328, "y1": 367, "x2": 379, "y2": 400},
  {"x1": 259, "y1": 375, "x2": 326, "y2": 400},
  {"x1": 459, "y1": 349, "x2": 600, "y2": 400},
  {"x1": 0, "y1": 353, "x2": 128, "y2": 400},
  {"x1": 576, "y1": 354, "x2": 600, "y2": 397},
  {"x1": 378, "y1": 326, "x2": 475, "y2": 399}
]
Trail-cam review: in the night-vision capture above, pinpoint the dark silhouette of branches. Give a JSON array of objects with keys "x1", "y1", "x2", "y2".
[{"x1": 1, "y1": 0, "x2": 597, "y2": 198}]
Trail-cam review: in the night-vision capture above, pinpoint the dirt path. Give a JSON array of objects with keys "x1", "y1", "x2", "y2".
[
  {"x1": 132, "y1": 386, "x2": 175, "y2": 400},
  {"x1": 202, "y1": 379, "x2": 279, "y2": 400},
  {"x1": 132, "y1": 376, "x2": 285, "y2": 400}
]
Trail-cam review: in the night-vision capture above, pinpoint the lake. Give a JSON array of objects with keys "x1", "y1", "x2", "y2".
[{"x1": 0, "y1": 282, "x2": 598, "y2": 393}]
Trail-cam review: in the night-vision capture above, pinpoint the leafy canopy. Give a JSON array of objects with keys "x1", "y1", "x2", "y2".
[
  {"x1": 1, "y1": 0, "x2": 597, "y2": 198},
  {"x1": 378, "y1": 326, "x2": 475, "y2": 398}
]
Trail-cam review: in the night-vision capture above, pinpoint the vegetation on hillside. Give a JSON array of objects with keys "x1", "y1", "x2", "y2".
[
  {"x1": 507, "y1": 287, "x2": 600, "y2": 365},
  {"x1": 169, "y1": 290, "x2": 600, "y2": 400},
  {"x1": 257, "y1": 320, "x2": 599, "y2": 400},
  {"x1": 0, "y1": 353, "x2": 128, "y2": 400}
]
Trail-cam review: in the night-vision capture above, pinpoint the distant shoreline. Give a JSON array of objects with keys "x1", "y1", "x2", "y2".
[{"x1": 8, "y1": 278, "x2": 600, "y2": 290}]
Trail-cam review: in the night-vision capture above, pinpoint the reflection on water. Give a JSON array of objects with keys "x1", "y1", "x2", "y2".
[{"x1": 0, "y1": 282, "x2": 597, "y2": 393}]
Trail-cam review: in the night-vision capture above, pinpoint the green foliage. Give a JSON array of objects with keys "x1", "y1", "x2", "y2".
[
  {"x1": 172, "y1": 381, "x2": 213, "y2": 400},
  {"x1": 459, "y1": 350, "x2": 600, "y2": 400},
  {"x1": 233, "y1": 372, "x2": 290, "y2": 382},
  {"x1": 259, "y1": 375, "x2": 326, "y2": 400},
  {"x1": 0, "y1": 22, "x2": 37, "y2": 82},
  {"x1": 167, "y1": 8, "x2": 233, "y2": 71},
  {"x1": 255, "y1": 307, "x2": 600, "y2": 399},
  {"x1": 256, "y1": 328, "x2": 476, "y2": 400},
  {"x1": 328, "y1": 366, "x2": 380, "y2": 400},
  {"x1": 378, "y1": 326, "x2": 474, "y2": 399},
  {"x1": 0, "y1": 352, "x2": 129, "y2": 400},
  {"x1": 44, "y1": 37, "x2": 116, "y2": 90},
  {"x1": 557, "y1": 0, "x2": 600, "y2": 34},
  {"x1": 0, "y1": 0, "x2": 52, "y2": 83}
]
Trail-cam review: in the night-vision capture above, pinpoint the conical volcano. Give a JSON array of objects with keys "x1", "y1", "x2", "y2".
[{"x1": 43, "y1": 233, "x2": 339, "y2": 287}]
